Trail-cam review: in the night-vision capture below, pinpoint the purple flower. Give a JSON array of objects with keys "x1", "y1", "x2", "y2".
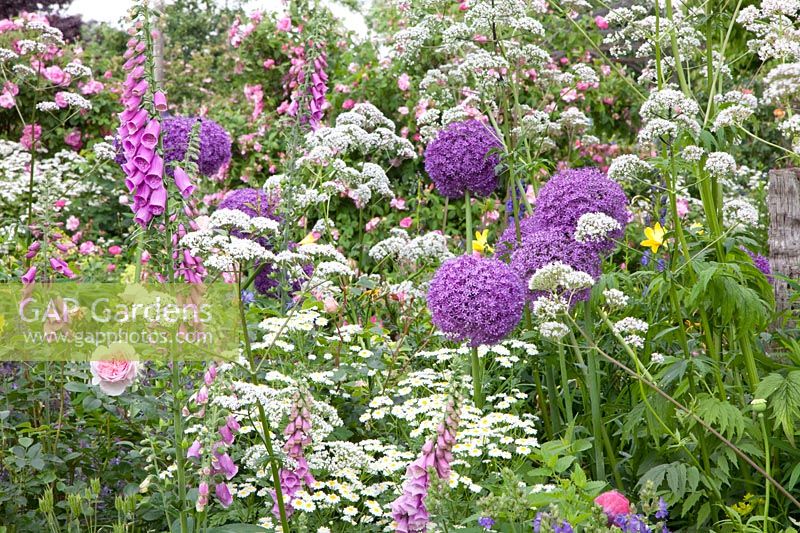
[
  {"x1": 478, "y1": 516, "x2": 495, "y2": 529},
  {"x1": 613, "y1": 513, "x2": 652, "y2": 533},
  {"x1": 215, "y1": 482, "x2": 233, "y2": 508},
  {"x1": 554, "y1": 521, "x2": 574, "y2": 533},
  {"x1": 506, "y1": 226, "x2": 601, "y2": 302},
  {"x1": 531, "y1": 167, "x2": 629, "y2": 253},
  {"x1": 533, "y1": 512, "x2": 543, "y2": 533},
  {"x1": 424, "y1": 119, "x2": 503, "y2": 199},
  {"x1": 218, "y1": 188, "x2": 279, "y2": 219},
  {"x1": 187, "y1": 440, "x2": 202, "y2": 460},
  {"x1": 427, "y1": 255, "x2": 526, "y2": 346},
  {"x1": 213, "y1": 452, "x2": 238, "y2": 480},
  {"x1": 162, "y1": 117, "x2": 232, "y2": 178},
  {"x1": 655, "y1": 497, "x2": 669, "y2": 520},
  {"x1": 741, "y1": 246, "x2": 773, "y2": 283},
  {"x1": 495, "y1": 215, "x2": 539, "y2": 259}
]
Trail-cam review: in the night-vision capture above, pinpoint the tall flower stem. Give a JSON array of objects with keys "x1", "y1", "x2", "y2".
[
  {"x1": 464, "y1": 190, "x2": 473, "y2": 254},
  {"x1": 237, "y1": 277, "x2": 290, "y2": 533},
  {"x1": 470, "y1": 347, "x2": 484, "y2": 409},
  {"x1": 759, "y1": 412, "x2": 771, "y2": 533},
  {"x1": 557, "y1": 343, "x2": 573, "y2": 427},
  {"x1": 583, "y1": 302, "x2": 606, "y2": 482},
  {"x1": 170, "y1": 358, "x2": 188, "y2": 533}
]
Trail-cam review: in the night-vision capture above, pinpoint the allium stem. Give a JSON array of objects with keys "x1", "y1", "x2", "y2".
[
  {"x1": 470, "y1": 347, "x2": 483, "y2": 409},
  {"x1": 464, "y1": 190, "x2": 473, "y2": 254}
]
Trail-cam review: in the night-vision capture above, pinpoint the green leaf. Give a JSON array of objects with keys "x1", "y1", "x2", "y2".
[
  {"x1": 695, "y1": 394, "x2": 746, "y2": 439},
  {"x1": 756, "y1": 371, "x2": 800, "y2": 445},
  {"x1": 18, "y1": 437, "x2": 33, "y2": 448},
  {"x1": 64, "y1": 382, "x2": 89, "y2": 393},
  {"x1": 206, "y1": 525, "x2": 269, "y2": 533}
]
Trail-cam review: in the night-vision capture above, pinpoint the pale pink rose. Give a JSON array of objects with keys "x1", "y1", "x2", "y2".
[
  {"x1": 595, "y1": 16, "x2": 609, "y2": 29},
  {"x1": 323, "y1": 297, "x2": 339, "y2": 313},
  {"x1": 365, "y1": 217, "x2": 381, "y2": 232},
  {"x1": 398, "y1": 106, "x2": 409, "y2": 115},
  {"x1": 263, "y1": 58, "x2": 276, "y2": 69},
  {"x1": 79, "y1": 241, "x2": 96, "y2": 255},
  {"x1": 594, "y1": 490, "x2": 631, "y2": 518},
  {"x1": 600, "y1": 64, "x2": 612, "y2": 76},
  {"x1": 79, "y1": 79, "x2": 104, "y2": 95},
  {"x1": 66, "y1": 215, "x2": 80, "y2": 231},
  {"x1": 276, "y1": 16, "x2": 292, "y2": 32},
  {"x1": 0, "y1": 91, "x2": 14, "y2": 109},
  {"x1": 108, "y1": 245, "x2": 122, "y2": 256},
  {"x1": 399, "y1": 217, "x2": 413, "y2": 229},
  {"x1": 90, "y1": 347, "x2": 139, "y2": 396},
  {"x1": 390, "y1": 197, "x2": 407, "y2": 210},
  {"x1": 397, "y1": 73, "x2": 411, "y2": 91}
]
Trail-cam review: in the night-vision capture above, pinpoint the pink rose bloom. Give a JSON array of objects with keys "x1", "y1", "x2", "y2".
[
  {"x1": 106, "y1": 264, "x2": 116, "y2": 272},
  {"x1": 66, "y1": 215, "x2": 80, "y2": 231},
  {"x1": 595, "y1": 16, "x2": 609, "y2": 29},
  {"x1": 276, "y1": 16, "x2": 292, "y2": 32},
  {"x1": 398, "y1": 106, "x2": 409, "y2": 115},
  {"x1": 80, "y1": 79, "x2": 104, "y2": 95},
  {"x1": 90, "y1": 346, "x2": 139, "y2": 396},
  {"x1": 43, "y1": 65, "x2": 68, "y2": 85},
  {"x1": 64, "y1": 129, "x2": 82, "y2": 150},
  {"x1": 600, "y1": 64, "x2": 612, "y2": 76},
  {"x1": 323, "y1": 297, "x2": 339, "y2": 313},
  {"x1": 398, "y1": 73, "x2": 411, "y2": 91},
  {"x1": 342, "y1": 98, "x2": 355, "y2": 110},
  {"x1": 594, "y1": 490, "x2": 631, "y2": 518},
  {"x1": 79, "y1": 241, "x2": 96, "y2": 255},
  {"x1": 140, "y1": 250, "x2": 151, "y2": 264},
  {"x1": 399, "y1": 217, "x2": 413, "y2": 229},
  {"x1": 263, "y1": 58, "x2": 276, "y2": 69},
  {"x1": 108, "y1": 245, "x2": 122, "y2": 256},
  {"x1": 365, "y1": 217, "x2": 382, "y2": 233},
  {"x1": 20, "y1": 123, "x2": 41, "y2": 150},
  {"x1": 390, "y1": 197, "x2": 407, "y2": 210},
  {"x1": 0, "y1": 90, "x2": 14, "y2": 109}
]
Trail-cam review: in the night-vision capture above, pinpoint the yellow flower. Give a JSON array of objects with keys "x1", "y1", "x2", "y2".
[
  {"x1": 472, "y1": 229, "x2": 493, "y2": 255},
  {"x1": 298, "y1": 231, "x2": 320, "y2": 247},
  {"x1": 640, "y1": 222, "x2": 667, "y2": 253}
]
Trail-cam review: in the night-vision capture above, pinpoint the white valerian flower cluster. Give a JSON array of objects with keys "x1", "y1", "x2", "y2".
[
  {"x1": 529, "y1": 261, "x2": 595, "y2": 293},
  {"x1": 296, "y1": 103, "x2": 414, "y2": 208},
  {"x1": 712, "y1": 90, "x2": 758, "y2": 130},
  {"x1": 779, "y1": 115, "x2": 800, "y2": 152},
  {"x1": 92, "y1": 142, "x2": 117, "y2": 161},
  {"x1": 762, "y1": 63, "x2": 800, "y2": 105},
  {"x1": 607, "y1": 154, "x2": 656, "y2": 185},
  {"x1": 704, "y1": 151, "x2": 737, "y2": 178},
  {"x1": 638, "y1": 89, "x2": 701, "y2": 144},
  {"x1": 723, "y1": 198, "x2": 760, "y2": 228},
  {"x1": 64, "y1": 61, "x2": 92, "y2": 79},
  {"x1": 368, "y1": 228, "x2": 452, "y2": 266},
  {"x1": 0, "y1": 140, "x2": 110, "y2": 220},
  {"x1": 681, "y1": 145, "x2": 706, "y2": 162},
  {"x1": 737, "y1": 2, "x2": 800, "y2": 62},
  {"x1": 574, "y1": 212, "x2": 622, "y2": 244},
  {"x1": 531, "y1": 295, "x2": 569, "y2": 321},
  {"x1": 604, "y1": 4, "x2": 703, "y2": 63},
  {"x1": 613, "y1": 316, "x2": 649, "y2": 349},
  {"x1": 603, "y1": 288, "x2": 630, "y2": 309},
  {"x1": 538, "y1": 321, "x2": 570, "y2": 341}
]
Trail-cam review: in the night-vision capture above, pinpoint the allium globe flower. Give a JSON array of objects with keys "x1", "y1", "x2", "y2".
[
  {"x1": 531, "y1": 167, "x2": 629, "y2": 253},
  {"x1": 495, "y1": 215, "x2": 538, "y2": 259},
  {"x1": 427, "y1": 254, "x2": 525, "y2": 346},
  {"x1": 218, "y1": 188, "x2": 278, "y2": 219},
  {"x1": 163, "y1": 116, "x2": 232, "y2": 177},
  {"x1": 424, "y1": 119, "x2": 503, "y2": 198},
  {"x1": 509, "y1": 228, "x2": 601, "y2": 303}
]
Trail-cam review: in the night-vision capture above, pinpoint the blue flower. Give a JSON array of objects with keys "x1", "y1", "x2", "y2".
[
  {"x1": 478, "y1": 516, "x2": 495, "y2": 530},
  {"x1": 655, "y1": 497, "x2": 669, "y2": 520}
]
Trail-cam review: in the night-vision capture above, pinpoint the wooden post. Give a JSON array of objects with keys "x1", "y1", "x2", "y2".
[{"x1": 767, "y1": 168, "x2": 800, "y2": 317}]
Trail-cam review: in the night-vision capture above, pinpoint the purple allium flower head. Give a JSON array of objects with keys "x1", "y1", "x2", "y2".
[
  {"x1": 508, "y1": 227, "x2": 601, "y2": 302},
  {"x1": 424, "y1": 119, "x2": 503, "y2": 199},
  {"x1": 163, "y1": 116, "x2": 232, "y2": 177},
  {"x1": 531, "y1": 167, "x2": 629, "y2": 253},
  {"x1": 741, "y1": 246, "x2": 773, "y2": 283},
  {"x1": 218, "y1": 188, "x2": 279, "y2": 219},
  {"x1": 427, "y1": 254, "x2": 525, "y2": 346},
  {"x1": 495, "y1": 215, "x2": 538, "y2": 259}
]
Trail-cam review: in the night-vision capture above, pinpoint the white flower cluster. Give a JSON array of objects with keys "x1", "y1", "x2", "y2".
[
  {"x1": 0, "y1": 140, "x2": 109, "y2": 219},
  {"x1": 539, "y1": 321, "x2": 570, "y2": 341},
  {"x1": 638, "y1": 89, "x2": 701, "y2": 143},
  {"x1": 681, "y1": 145, "x2": 706, "y2": 162},
  {"x1": 531, "y1": 295, "x2": 569, "y2": 321},
  {"x1": 528, "y1": 261, "x2": 595, "y2": 293},
  {"x1": 574, "y1": 212, "x2": 622, "y2": 244},
  {"x1": 723, "y1": 198, "x2": 760, "y2": 228},
  {"x1": 704, "y1": 151, "x2": 737, "y2": 178},
  {"x1": 763, "y1": 63, "x2": 800, "y2": 105},
  {"x1": 369, "y1": 228, "x2": 452, "y2": 266},
  {"x1": 603, "y1": 288, "x2": 630, "y2": 309},
  {"x1": 613, "y1": 317, "x2": 649, "y2": 349},
  {"x1": 737, "y1": 2, "x2": 800, "y2": 62},
  {"x1": 64, "y1": 61, "x2": 92, "y2": 78},
  {"x1": 604, "y1": 5, "x2": 703, "y2": 62},
  {"x1": 712, "y1": 90, "x2": 758, "y2": 131},
  {"x1": 607, "y1": 154, "x2": 655, "y2": 185},
  {"x1": 92, "y1": 142, "x2": 117, "y2": 161}
]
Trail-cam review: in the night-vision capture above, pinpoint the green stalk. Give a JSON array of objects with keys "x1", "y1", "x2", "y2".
[
  {"x1": 465, "y1": 190, "x2": 473, "y2": 254},
  {"x1": 545, "y1": 364, "x2": 562, "y2": 434},
  {"x1": 171, "y1": 360, "x2": 188, "y2": 533},
  {"x1": 470, "y1": 347, "x2": 484, "y2": 409},
  {"x1": 583, "y1": 303, "x2": 606, "y2": 481},
  {"x1": 557, "y1": 343, "x2": 574, "y2": 426},
  {"x1": 759, "y1": 413, "x2": 771, "y2": 533},
  {"x1": 238, "y1": 279, "x2": 290, "y2": 533}
]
